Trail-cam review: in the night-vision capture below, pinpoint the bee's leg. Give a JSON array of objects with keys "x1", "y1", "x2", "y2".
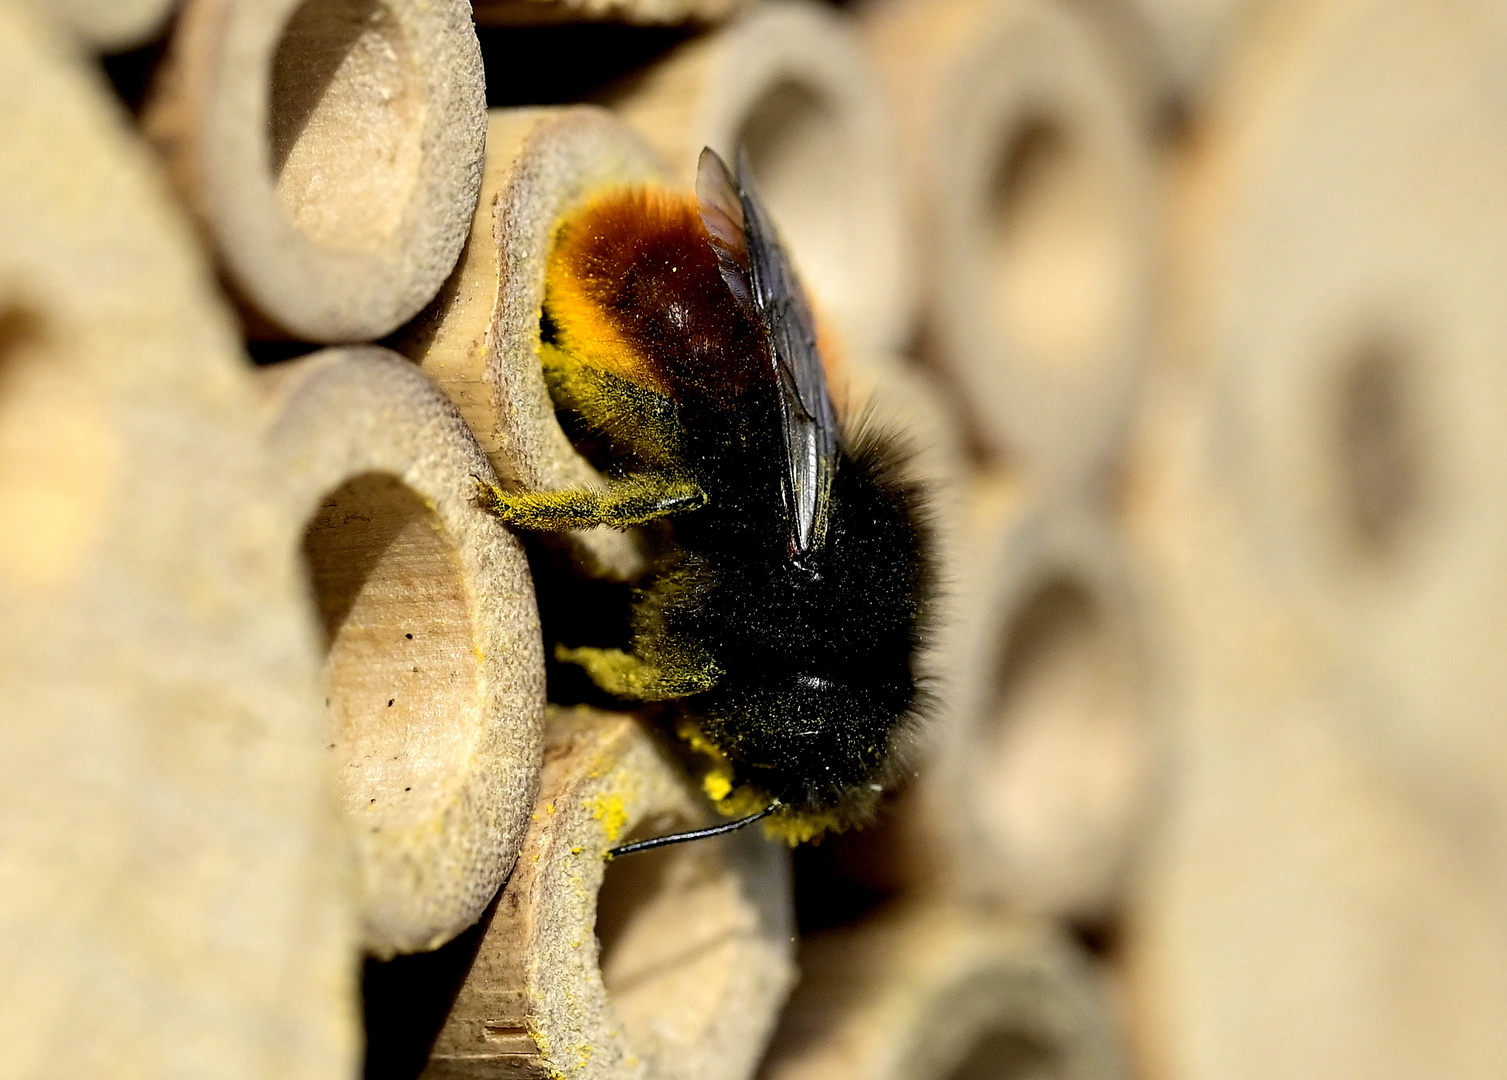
[
  {"x1": 554, "y1": 643, "x2": 718, "y2": 700},
  {"x1": 474, "y1": 474, "x2": 705, "y2": 531},
  {"x1": 541, "y1": 343, "x2": 684, "y2": 469}
]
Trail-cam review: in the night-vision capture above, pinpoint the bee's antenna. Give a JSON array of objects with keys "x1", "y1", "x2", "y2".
[{"x1": 606, "y1": 801, "x2": 781, "y2": 859}]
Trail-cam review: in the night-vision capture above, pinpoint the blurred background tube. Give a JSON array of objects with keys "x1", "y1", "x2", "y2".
[
  {"x1": 762, "y1": 905, "x2": 1124, "y2": 1080},
  {"x1": 1122, "y1": 0, "x2": 1507, "y2": 1077},
  {"x1": 0, "y1": 5, "x2": 358, "y2": 1075},
  {"x1": 863, "y1": 0, "x2": 1156, "y2": 491}
]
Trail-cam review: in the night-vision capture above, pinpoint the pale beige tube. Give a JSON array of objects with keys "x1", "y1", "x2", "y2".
[
  {"x1": 1115, "y1": 0, "x2": 1264, "y2": 104},
  {"x1": 421, "y1": 708, "x2": 796, "y2": 1080},
  {"x1": 1186, "y1": 0, "x2": 1507, "y2": 813},
  {"x1": 0, "y1": 5, "x2": 357, "y2": 1077},
  {"x1": 864, "y1": 0, "x2": 1155, "y2": 488},
  {"x1": 605, "y1": 0, "x2": 913, "y2": 359},
  {"x1": 896, "y1": 488, "x2": 1158, "y2": 922},
  {"x1": 141, "y1": 0, "x2": 486, "y2": 342},
  {"x1": 393, "y1": 106, "x2": 671, "y2": 582},
  {"x1": 259, "y1": 346, "x2": 546, "y2": 959},
  {"x1": 1122, "y1": 2, "x2": 1507, "y2": 1075},
  {"x1": 39, "y1": 0, "x2": 176, "y2": 49},
  {"x1": 763, "y1": 904, "x2": 1125, "y2": 1080}
]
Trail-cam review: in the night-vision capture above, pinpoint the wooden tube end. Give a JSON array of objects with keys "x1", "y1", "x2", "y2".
[
  {"x1": 260, "y1": 346, "x2": 546, "y2": 958},
  {"x1": 764, "y1": 905, "x2": 1125, "y2": 1080},
  {"x1": 912, "y1": 494, "x2": 1157, "y2": 922},
  {"x1": 394, "y1": 106, "x2": 673, "y2": 582},
  {"x1": 0, "y1": 7, "x2": 359, "y2": 1075},
  {"x1": 142, "y1": 0, "x2": 487, "y2": 342},
  {"x1": 422, "y1": 707, "x2": 796, "y2": 1080}
]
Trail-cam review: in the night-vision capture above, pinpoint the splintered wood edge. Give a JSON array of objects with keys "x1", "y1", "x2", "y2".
[
  {"x1": 861, "y1": 0, "x2": 1155, "y2": 485},
  {"x1": 423, "y1": 708, "x2": 796, "y2": 1080},
  {"x1": 763, "y1": 905, "x2": 1124, "y2": 1080},
  {"x1": 916, "y1": 492, "x2": 1157, "y2": 920},
  {"x1": 141, "y1": 0, "x2": 486, "y2": 341},
  {"x1": 395, "y1": 105, "x2": 672, "y2": 581},
  {"x1": 0, "y1": 7, "x2": 358, "y2": 1077},
  {"x1": 260, "y1": 346, "x2": 546, "y2": 958},
  {"x1": 605, "y1": 0, "x2": 914, "y2": 359}
]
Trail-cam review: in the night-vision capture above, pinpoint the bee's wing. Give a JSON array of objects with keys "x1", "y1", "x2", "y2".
[
  {"x1": 696, "y1": 147, "x2": 839, "y2": 563},
  {"x1": 695, "y1": 147, "x2": 752, "y2": 308}
]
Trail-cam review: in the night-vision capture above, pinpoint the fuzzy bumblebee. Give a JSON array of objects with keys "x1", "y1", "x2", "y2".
[{"x1": 477, "y1": 149, "x2": 932, "y2": 846}]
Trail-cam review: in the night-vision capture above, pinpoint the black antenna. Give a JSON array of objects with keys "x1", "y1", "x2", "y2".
[{"x1": 606, "y1": 801, "x2": 780, "y2": 859}]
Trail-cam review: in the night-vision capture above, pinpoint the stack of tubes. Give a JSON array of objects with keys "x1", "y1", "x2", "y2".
[{"x1": 0, "y1": 0, "x2": 1176, "y2": 1077}]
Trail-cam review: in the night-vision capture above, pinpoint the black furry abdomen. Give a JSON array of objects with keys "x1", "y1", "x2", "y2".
[{"x1": 659, "y1": 418, "x2": 932, "y2": 820}]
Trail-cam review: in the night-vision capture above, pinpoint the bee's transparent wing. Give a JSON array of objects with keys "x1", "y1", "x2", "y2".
[
  {"x1": 696, "y1": 148, "x2": 753, "y2": 308},
  {"x1": 696, "y1": 147, "x2": 839, "y2": 563}
]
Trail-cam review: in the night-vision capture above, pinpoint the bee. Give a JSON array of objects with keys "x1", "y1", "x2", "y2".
[{"x1": 477, "y1": 148, "x2": 932, "y2": 853}]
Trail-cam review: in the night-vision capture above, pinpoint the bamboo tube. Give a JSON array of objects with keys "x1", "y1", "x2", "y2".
[
  {"x1": 421, "y1": 707, "x2": 796, "y2": 1080},
  {"x1": 889, "y1": 490, "x2": 1157, "y2": 922},
  {"x1": 863, "y1": 0, "x2": 1155, "y2": 487},
  {"x1": 258, "y1": 346, "x2": 546, "y2": 959},
  {"x1": 1119, "y1": 2, "x2": 1507, "y2": 1075},
  {"x1": 140, "y1": 0, "x2": 486, "y2": 342},
  {"x1": 603, "y1": 0, "x2": 913, "y2": 359},
  {"x1": 763, "y1": 903, "x2": 1125, "y2": 1080},
  {"x1": 1118, "y1": 435, "x2": 1507, "y2": 1080},
  {"x1": 0, "y1": 5, "x2": 357, "y2": 1077},
  {"x1": 393, "y1": 106, "x2": 670, "y2": 582},
  {"x1": 1113, "y1": 0, "x2": 1265, "y2": 107},
  {"x1": 1179, "y1": 0, "x2": 1507, "y2": 815},
  {"x1": 42, "y1": 0, "x2": 176, "y2": 49}
]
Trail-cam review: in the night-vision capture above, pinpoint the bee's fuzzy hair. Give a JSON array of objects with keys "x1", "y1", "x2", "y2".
[{"x1": 838, "y1": 408, "x2": 942, "y2": 791}]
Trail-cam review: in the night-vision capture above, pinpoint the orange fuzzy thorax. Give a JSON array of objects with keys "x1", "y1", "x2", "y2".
[
  {"x1": 544, "y1": 185, "x2": 715, "y2": 398},
  {"x1": 545, "y1": 184, "x2": 846, "y2": 405}
]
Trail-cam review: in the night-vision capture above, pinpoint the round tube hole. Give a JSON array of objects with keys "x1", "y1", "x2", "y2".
[
  {"x1": 985, "y1": 115, "x2": 1128, "y2": 374},
  {"x1": 978, "y1": 578, "x2": 1142, "y2": 911},
  {"x1": 739, "y1": 80, "x2": 854, "y2": 320},
  {"x1": 270, "y1": 0, "x2": 422, "y2": 252},
  {"x1": 944, "y1": 1027, "x2": 1059, "y2": 1080},
  {"x1": 301, "y1": 472, "x2": 481, "y2": 836},
  {"x1": 1334, "y1": 340, "x2": 1425, "y2": 559},
  {"x1": 595, "y1": 823, "x2": 745, "y2": 1052}
]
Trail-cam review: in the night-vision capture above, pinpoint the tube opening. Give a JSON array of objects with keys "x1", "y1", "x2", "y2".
[
  {"x1": 944, "y1": 1027, "x2": 1059, "y2": 1080},
  {"x1": 738, "y1": 79, "x2": 856, "y2": 322},
  {"x1": 1334, "y1": 339, "x2": 1424, "y2": 559},
  {"x1": 984, "y1": 114, "x2": 1128, "y2": 373},
  {"x1": 301, "y1": 471, "x2": 481, "y2": 836},
  {"x1": 595, "y1": 816, "x2": 745, "y2": 1053},
  {"x1": 270, "y1": 0, "x2": 421, "y2": 252},
  {"x1": 977, "y1": 576, "x2": 1142, "y2": 913}
]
